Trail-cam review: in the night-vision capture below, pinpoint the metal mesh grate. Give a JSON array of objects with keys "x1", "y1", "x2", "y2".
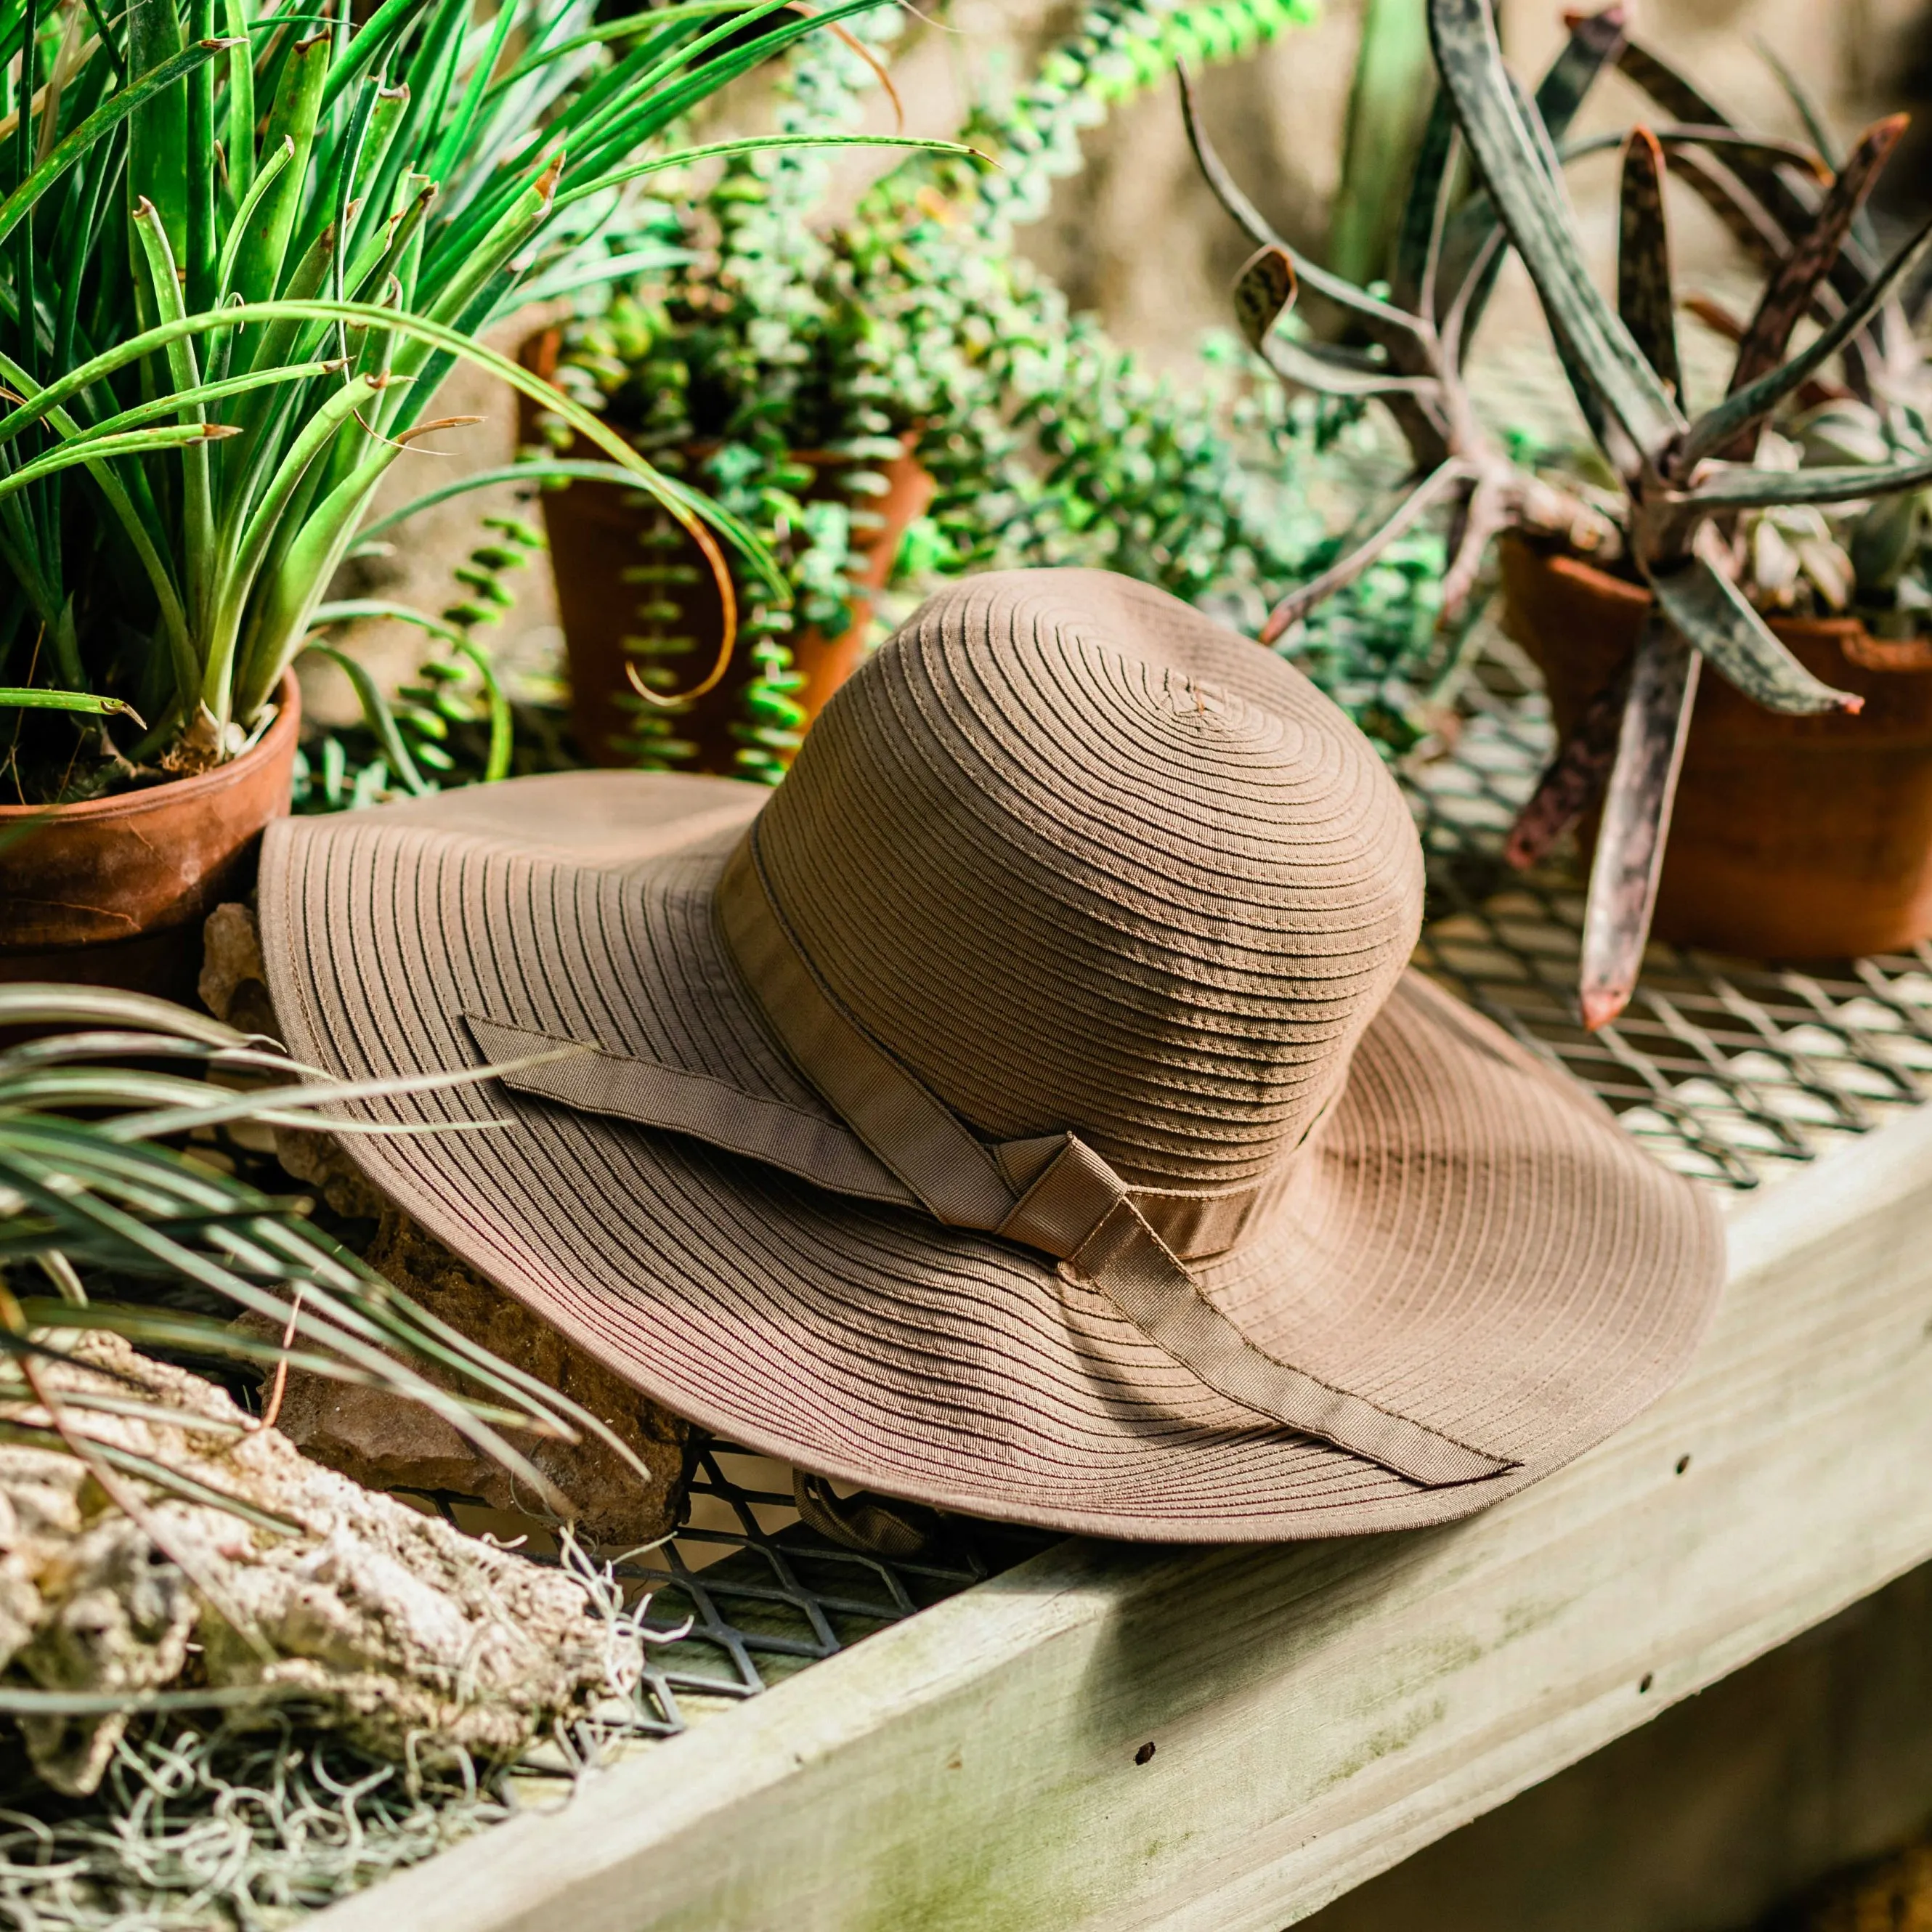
[
  {"x1": 1409, "y1": 638, "x2": 1932, "y2": 1190},
  {"x1": 594, "y1": 1448, "x2": 1052, "y2": 1740}
]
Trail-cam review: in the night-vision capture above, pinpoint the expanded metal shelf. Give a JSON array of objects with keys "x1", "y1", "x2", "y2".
[{"x1": 1409, "y1": 640, "x2": 1932, "y2": 1190}]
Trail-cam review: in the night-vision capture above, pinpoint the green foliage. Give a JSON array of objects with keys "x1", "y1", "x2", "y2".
[
  {"x1": 0, "y1": 0, "x2": 898, "y2": 803},
  {"x1": 0, "y1": 984, "x2": 650, "y2": 1525},
  {"x1": 537, "y1": 0, "x2": 1446, "y2": 776}
]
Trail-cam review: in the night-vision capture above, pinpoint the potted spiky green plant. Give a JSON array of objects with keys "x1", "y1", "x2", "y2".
[
  {"x1": 1191, "y1": 0, "x2": 1932, "y2": 1024},
  {"x1": 0, "y1": 0, "x2": 944, "y2": 989}
]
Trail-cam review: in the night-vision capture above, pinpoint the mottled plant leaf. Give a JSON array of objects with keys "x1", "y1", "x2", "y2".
[
  {"x1": 1428, "y1": 0, "x2": 1683, "y2": 468},
  {"x1": 1682, "y1": 291, "x2": 1850, "y2": 409},
  {"x1": 1685, "y1": 450, "x2": 1932, "y2": 511},
  {"x1": 1391, "y1": 91, "x2": 1456, "y2": 316},
  {"x1": 1546, "y1": 7, "x2": 1628, "y2": 126},
  {"x1": 1617, "y1": 128, "x2": 1681, "y2": 400},
  {"x1": 1579, "y1": 613, "x2": 1699, "y2": 1033},
  {"x1": 1506, "y1": 654, "x2": 1633, "y2": 872},
  {"x1": 1722, "y1": 113, "x2": 1907, "y2": 432},
  {"x1": 1681, "y1": 208, "x2": 1932, "y2": 469},
  {"x1": 1610, "y1": 32, "x2": 1880, "y2": 284},
  {"x1": 1644, "y1": 553, "x2": 1859, "y2": 714},
  {"x1": 1437, "y1": 5, "x2": 1626, "y2": 344},
  {"x1": 1233, "y1": 243, "x2": 1295, "y2": 352},
  {"x1": 1562, "y1": 125, "x2": 1826, "y2": 181}
]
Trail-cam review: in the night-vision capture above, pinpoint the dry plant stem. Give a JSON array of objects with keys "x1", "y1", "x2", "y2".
[
  {"x1": 1506, "y1": 648, "x2": 1633, "y2": 869},
  {"x1": 259, "y1": 1288, "x2": 304, "y2": 1432},
  {"x1": 1262, "y1": 458, "x2": 1472, "y2": 641},
  {"x1": 1580, "y1": 613, "x2": 1702, "y2": 1031}
]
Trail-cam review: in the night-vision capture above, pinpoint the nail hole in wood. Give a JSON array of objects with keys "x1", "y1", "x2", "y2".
[
  {"x1": 1638, "y1": 1673, "x2": 1655, "y2": 1694},
  {"x1": 1674, "y1": 1454, "x2": 1692, "y2": 1475},
  {"x1": 1135, "y1": 1742, "x2": 1156, "y2": 1766}
]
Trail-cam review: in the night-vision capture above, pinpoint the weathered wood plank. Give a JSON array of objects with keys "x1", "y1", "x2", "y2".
[{"x1": 319, "y1": 1104, "x2": 1932, "y2": 1932}]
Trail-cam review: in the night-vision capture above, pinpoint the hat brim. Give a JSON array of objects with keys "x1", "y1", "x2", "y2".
[{"x1": 259, "y1": 771, "x2": 1724, "y2": 1542}]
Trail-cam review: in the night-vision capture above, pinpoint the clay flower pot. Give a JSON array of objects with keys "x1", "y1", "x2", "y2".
[
  {"x1": 0, "y1": 673, "x2": 301, "y2": 1002},
  {"x1": 1501, "y1": 537, "x2": 1932, "y2": 960},
  {"x1": 519, "y1": 330, "x2": 935, "y2": 773}
]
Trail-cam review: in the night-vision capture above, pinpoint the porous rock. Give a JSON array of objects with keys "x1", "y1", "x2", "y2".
[
  {"x1": 268, "y1": 1208, "x2": 690, "y2": 1546},
  {"x1": 1, "y1": 1336, "x2": 637, "y2": 1795}
]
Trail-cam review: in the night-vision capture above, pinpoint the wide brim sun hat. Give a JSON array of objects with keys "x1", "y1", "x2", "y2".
[{"x1": 260, "y1": 569, "x2": 1724, "y2": 1542}]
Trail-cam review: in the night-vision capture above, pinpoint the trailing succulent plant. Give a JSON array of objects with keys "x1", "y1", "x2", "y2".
[
  {"x1": 536, "y1": 0, "x2": 1450, "y2": 776},
  {"x1": 1190, "y1": 0, "x2": 1932, "y2": 1027}
]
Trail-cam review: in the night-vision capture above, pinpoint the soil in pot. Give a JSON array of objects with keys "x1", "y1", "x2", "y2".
[
  {"x1": 1501, "y1": 537, "x2": 1932, "y2": 961},
  {"x1": 518, "y1": 330, "x2": 934, "y2": 774},
  {"x1": 0, "y1": 672, "x2": 301, "y2": 1004}
]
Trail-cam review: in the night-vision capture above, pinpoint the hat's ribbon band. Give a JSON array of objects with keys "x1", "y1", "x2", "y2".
[
  {"x1": 711, "y1": 832, "x2": 1508, "y2": 1491},
  {"x1": 462, "y1": 837, "x2": 1509, "y2": 1490}
]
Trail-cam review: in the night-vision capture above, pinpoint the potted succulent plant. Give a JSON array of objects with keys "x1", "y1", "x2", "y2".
[
  {"x1": 0, "y1": 0, "x2": 904, "y2": 989},
  {"x1": 529, "y1": 0, "x2": 1392, "y2": 783},
  {"x1": 1190, "y1": 0, "x2": 1932, "y2": 1025}
]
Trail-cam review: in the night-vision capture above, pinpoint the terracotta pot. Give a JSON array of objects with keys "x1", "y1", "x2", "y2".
[
  {"x1": 1500, "y1": 537, "x2": 1932, "y2": 959},
  {"x1": 0, "y1": 673, "x2": 301, "y2": 1003},
  {"x1": 518, "y1": 330, "x2": 935, "y2": 772}
]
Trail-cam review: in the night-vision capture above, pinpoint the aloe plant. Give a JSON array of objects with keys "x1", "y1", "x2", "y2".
[
  {"x1": 1190, "y1": 0, "x2": 1932, "y2": 1027},
  {"x1": 0, "y1": 0, "x2": 962, "y2": 803}
]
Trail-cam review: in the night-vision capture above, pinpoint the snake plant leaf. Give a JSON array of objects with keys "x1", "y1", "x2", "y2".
[
  {"x1": 1684, "y1": 450, "x2": 1932, "y2": 511},
  {"x1": 126, "y1": 0, "x2": 190, "y2": 263},
  {"x1": 228, "y1": 28, "x2": 330, "y2": 307},
  {"x1": 1578, "y1": 612, "x2": 1699, "y2": 1033},
  {"x1": 1233, "y1": 243, "x2": 1295, "y2": 351},
  {"x1": 1645, "y1": 552, "x2": 1859, "y2": 715},
  {"x1": 1176, "y1": 61, "x2": 1424, "y2": 338},
  {"x1": 1428, "y1": 0, "x2": 1682, "y2": 467},
  {"x1": 1617, "y1": 128, "x2": 1681, "y2": 401},
  {"x1": 1561, "y1": 125, "x2": 1826, "y2": 182},
  {"x1": 1681, "y1": 206, "x2": 1932, "y2": 469},
  {"x1": 1721, "y1": 112, "x2": 1906, "y2": 426},
  {"x1": 0, "y1": 423, "x2": 235, "y2": 506},
  {"x1": 1504, "y1": 650, "x2": 1632, "y2": 872},
  {"x1": 1434, "y1": 4, "x2": 1626, "y2": 350}
]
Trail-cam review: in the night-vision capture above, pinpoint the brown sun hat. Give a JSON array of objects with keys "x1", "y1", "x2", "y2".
[{"x1": 259, "y1": 569, "x2": 1723, "y2": 1541}]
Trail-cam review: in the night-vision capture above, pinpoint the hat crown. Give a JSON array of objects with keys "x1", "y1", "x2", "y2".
[{"x1": 752, "y1": 571, "x2": 1424, "y2": 1191}]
